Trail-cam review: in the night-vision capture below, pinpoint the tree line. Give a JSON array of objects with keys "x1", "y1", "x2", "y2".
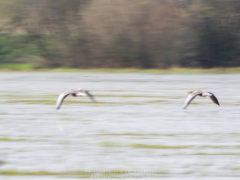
[{"x1": 0, "y1": 0, "x2": 239, "y2": 68}]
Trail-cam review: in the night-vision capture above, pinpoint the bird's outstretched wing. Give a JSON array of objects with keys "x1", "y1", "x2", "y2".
[
  {"x1": 183, "y1": 91, "x2": 202, "y2": 109},
  {"x1": 84, "y1": 90, "x2": 96, "y2": 102},
  {"x1": 207, "y1": 92, "x2": 220, "y2": 106},
  {"x1": 56, "y1": 90, "x2": 73, "y2": 110}
]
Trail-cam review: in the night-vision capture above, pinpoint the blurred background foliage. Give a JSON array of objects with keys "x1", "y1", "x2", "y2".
[{"x1": 0, "y1": 0, "x2": 239, "y2": 68}]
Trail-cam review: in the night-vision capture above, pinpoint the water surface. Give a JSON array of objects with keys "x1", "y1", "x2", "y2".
[{"x1": 0, "y1": 72, "x2": 240, "y2": 179}]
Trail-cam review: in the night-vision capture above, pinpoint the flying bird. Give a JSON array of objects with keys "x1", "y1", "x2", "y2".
[
  {"x1": 56, "y1": 88, "x2": 96, "y2": 110},
  {"x1": 183, "y1": 90, "x2": 220, "y2": 109}
]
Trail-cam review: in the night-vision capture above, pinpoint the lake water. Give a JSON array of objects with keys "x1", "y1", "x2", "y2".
[{"x1": 0, "y1": 72, "x2": 240, "y2": 179}]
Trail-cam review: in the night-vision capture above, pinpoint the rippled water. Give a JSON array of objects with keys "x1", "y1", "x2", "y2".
[{"x1": 0, "y1": 72, "x2": 240, "y2": 179}]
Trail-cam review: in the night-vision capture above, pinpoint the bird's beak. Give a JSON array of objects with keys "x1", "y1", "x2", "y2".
[{"x1": 187, "y1": 90, "x2": 193, "y2": 94}]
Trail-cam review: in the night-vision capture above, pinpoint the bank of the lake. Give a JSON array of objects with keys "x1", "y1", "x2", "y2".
[{"x1": 0, "y1": 63, "x2": 240, "y2": 73}]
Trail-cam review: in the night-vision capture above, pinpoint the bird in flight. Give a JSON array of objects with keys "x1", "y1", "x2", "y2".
[
  {"x1": 183, "y1": 90, "x2": 220, "y2": 109},
  {"x1": 56, "y1": 88, "x2": 96, "y2": 110}
]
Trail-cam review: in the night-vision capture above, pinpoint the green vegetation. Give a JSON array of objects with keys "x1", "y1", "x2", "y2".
[
  {"x1": 0, "y1": 34, "x2": 42, "y2": 60},
  {"x1": 98, "y1": 133, "x2": 177, "y2": 136},
  {"x1": 0, "y1": 170, "x2": 132, "y2": 178},
  {"x1": 130, "y1": 144, "x2": 191, "y2": 149},
  {"x1": 0, "y1": 169, "x2": 170, "y2": 178},
  {"x1": 0, "y1": 63, "x2": 41, "y2": 70},
  {"x1": 100, "y1": 142, "x2": 191, "y2": 149},
  {"x1": 0, "y1": 0, "x2": 239, "y2": 69},
  {"x1": 100, "y1": 142, "x2": 240, "y2": 150},
  {"x1": 0, "y1": 63, "x2": 240, "y2": 73},
  {"x1": 0, "y1": 137, "x2": 26, "y2": 141}
]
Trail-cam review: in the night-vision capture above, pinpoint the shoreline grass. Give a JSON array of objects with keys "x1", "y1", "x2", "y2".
[
  {"x1": 0, "y1": 63, "x2": 240, "y2": 73},
  {"x1": 0, "y1": 170, "x2": 132, "y2": 177}
]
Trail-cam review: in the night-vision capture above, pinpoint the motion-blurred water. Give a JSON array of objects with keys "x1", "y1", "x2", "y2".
[{"x1": 0, "y1": 72, "x2": 240, "y2": 179}]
